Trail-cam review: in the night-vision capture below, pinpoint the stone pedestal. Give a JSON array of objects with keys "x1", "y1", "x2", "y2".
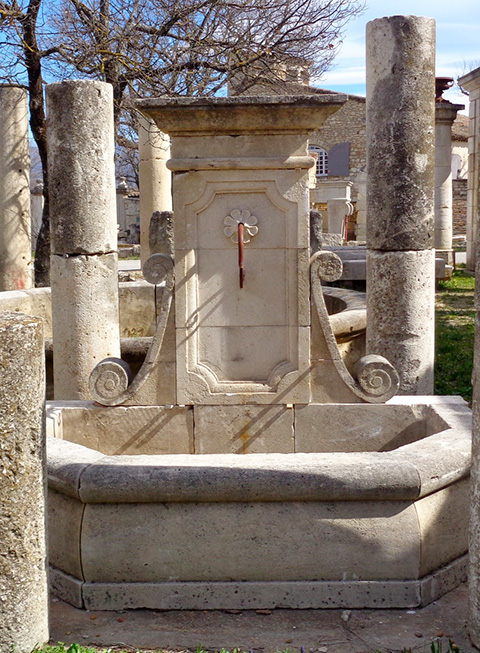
[
  {"x1": 47, "y1": 80, "x2": 120, "y2": 400},
  {"x1": 435, "y1": 101, "x2": 464, "y2": 267},
  {"x1": 459, "y1": 67, "x2": 480, "y2": 272},
  {"x1": 366, "y1": 15, "x2": 435, "y2": 395},
  {"x1": 0, "y1": 312, "x2": 48, "y2": 652},
  {"x1": 0, "y1": 85, "x2": 32, "y2": 290},
  {"x1": 326, "y1": 198, "x2": 353, "y2": 238},
  {"x1": 137, "y1": 96, "x2": 345, "y2": 405},
  {"x1": 138, "y1": 115, "x2": 172, "y2": 266}
]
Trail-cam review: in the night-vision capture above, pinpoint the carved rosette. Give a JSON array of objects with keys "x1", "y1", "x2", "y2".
[{"x1": 224, "y1": 209, "x2": 259, "y2": 243}]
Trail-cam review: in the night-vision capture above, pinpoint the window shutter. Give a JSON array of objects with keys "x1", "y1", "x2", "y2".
[{"x1": 328, "y1": 142, "x2": 350, "y2": 176}]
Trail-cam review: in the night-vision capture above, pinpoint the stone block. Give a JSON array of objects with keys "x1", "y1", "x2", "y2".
[
  {"x1": 47, "y1": 81, "x2": 117, "y2": 255},
  {"x1": 176, "y1": 325, "x2": 310, "y2": 405},
  {"x1": 194, "y1": 405, "x2": 294, "y2": 453},
  {"x1": 294, "y1": 403, "x2": 430, "y2": 453},
  {"x1": 49, "y1": 567, "x2": 84, "y2": 609},
  {"x1": 48, "y1": 489, "x2": 84, "y2": 580},
  {"x1": 80, "y1": 500, "x2": 420, "y2": 584},
  {"x1": 119, "y1": 281, "x2": 156, "y2": 337},
  {"x1": 415, "y1": 479, "x2": 469, "y2": 577},
  {"x1": 47, "y1": 430, "x2": 104, "y2": 498},
  {"x1": 366, "y1": 16, "x2": 435, "y2": 251},
  {"x1": 60, "y1": 404, "x2": 193, "y2": 455},
  {"x1": 366, "y1": 249, "x2": 435, "y2": 394},
  {"x1": 51, "y1": 252, "x2": 120, "y2": 400},
  {"x1": 82, "y1": 578, "x2": 423, "y2": 611},
  {"x1": 76, "y1": 450, "x2": 420, "y2": 505}
]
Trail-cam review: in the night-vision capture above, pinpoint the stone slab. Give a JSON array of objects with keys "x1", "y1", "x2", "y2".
[
  {"x1": 59, "y1": 403, "x2": 193, "y2": 455},
  {"x1": 194, "y1": 405, "x2": 294, "y2": 453},
  {"x1": 294, "y1": 403, "x2": 432, "y2": 453},
  {"x1": 80, "y1": 500, "x2": 420, "y2": 583},
  {"x1": 76, "y1": 451, "x2": 421, "y2": 504}
]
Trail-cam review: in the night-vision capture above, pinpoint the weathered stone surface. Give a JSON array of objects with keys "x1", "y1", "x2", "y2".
[
  {"x1": 77, "y1": 451, "x2": 420, "y2": 504},
  {"x1": 415, "y1": 479, "x2": 469, "y2": 577},
  {"x1": 59, "y1": 403, "x2": 193, "y2": 455},
  {"x1": 118, "y1": 280, "x2": 156, "y2": 337},
  {"x1": 80, "y1": 500, "x2": 420, "y2": 583},
  {"x1": 366, "y1": 249, "x2": 434, "y2": 394},
  {"x1": 0, "y1": 86, "x2": 32, "y2": 290},
  {"x1": 51, "y1": 253, "x2": 120, "y2": 399},
  {"x1": 47, "y1": 394, "x2": 471, "y2": 610},
  {"x1": 309, "y1": 209, "x2": 323, "y2": 253},
  {"x1": 458, "y1": 66, "x2": 480, "y2": 271},
  {"x1": 149, "y1": 210, "x2": 174, "y2": 257},
  {"x1": 0, "y1": 312, "x2": 48, "y2": 652},
  {"x1": 366, "y1": 16, "x2": 435, "y2": 251},
  {"x1": 48, "y1": 489, "x2": 84, "y2": 581},
  {"x1": 137, "y1": 95, "x2": 347, "y2": 136},
  {"x1": 194, "y1": 405, "x2": 294, "y2": 454},
  {"x1": 138, "y1": 115, "x2": 172, "y2": 265},
  {"x1": 435, "y1": 102, "x2": 464, "y2": 256},
  {"x1": 47, "y1": 80, "x2": 117, "y2": 255},
  {"x1": 294, "y1": 403, "x2": 431, "y2": 453},
  {"x1": 80, "y1": 560, "x2": 465, "y2": 610}
]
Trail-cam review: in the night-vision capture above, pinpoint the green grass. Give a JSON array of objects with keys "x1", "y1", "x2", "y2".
[{"x1": 435, "y1": 270, "x2": 475, "y2": 403}]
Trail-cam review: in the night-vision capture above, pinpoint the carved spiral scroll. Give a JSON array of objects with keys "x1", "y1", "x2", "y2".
[
  {"x1": 312, "y1": 250, "x2": 343, "y2": 282},
  {"x1": 355, "y1": 355, "x2": 400, "y2": 401},
  {"x1": 89, "y1": 357, "x2": 133, "y2": 405},
  {"x1": 143, "y1": 253, "x2": 174, "y2": 285}
]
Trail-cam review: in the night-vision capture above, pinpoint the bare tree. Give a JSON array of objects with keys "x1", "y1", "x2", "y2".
[{"x1": 0, "y1": 0, "x2": 364, "y2": 285}]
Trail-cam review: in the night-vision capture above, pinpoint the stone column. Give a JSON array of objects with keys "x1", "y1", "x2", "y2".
[
  {"x1": 138, "y1": 115, "x2": 172, "y2": 266},
  {"x1": 366, "y1": 15, "x2": 436, "y2": 395},
  {"x1": 30, "y1": 179, "x2": 44, "y2": 249},
  {"x1": 116, "y1": 177, "x2": 129, "y2": 233},
  {"x1": 458, "y1": 66, "x2": 480, "y2": 272},
  {"x1": 47, "y1": 80, "x2": 120, "y2": 400},
  {"x1": 465, "y1": 64, "x2": 480, "y2": 652},
  {"x1": 0, "y1": 85, "x2": 33, "y2": 290},
  {"x1": 435, "y1": 101, "x2": 464, "y2": 266},
  {"x1": 0, "y1": 312, "x2": 48, "y2": 652}
]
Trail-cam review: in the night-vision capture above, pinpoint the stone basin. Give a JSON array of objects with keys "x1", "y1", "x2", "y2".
[{"x1": 47, "y1": 395, "x2": 471, "y2": 611}]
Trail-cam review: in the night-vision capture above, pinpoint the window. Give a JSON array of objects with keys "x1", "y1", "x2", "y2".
[{"x1": 309, "y1": 145, "x2": 328, "y2": 177}]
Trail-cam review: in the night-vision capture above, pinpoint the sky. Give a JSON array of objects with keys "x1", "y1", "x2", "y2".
[{"x1": 317, "y1": 0, "x2": 480, "y2": 114}]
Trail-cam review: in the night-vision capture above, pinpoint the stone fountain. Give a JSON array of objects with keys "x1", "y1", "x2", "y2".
[{"x1": 47, "y1": 91, "x2": 471, "y2": 612}]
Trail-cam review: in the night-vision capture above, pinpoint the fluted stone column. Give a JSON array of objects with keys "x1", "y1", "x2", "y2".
[
  {"x1": 459, "y1": 66, "x2": 480, "y2": 272},
  {"x1": 0, "y1": 85, "x2": 33, "y2": 290},
  {"x1": 138, "y1": 115, "x2": 172, "y2": 266},
  {"x1": 47, "y1": 80, "x2": 120, "y2": 399},
  {"x1": 435, "y1": 101, "x2": 464, "y2": 266},
  {"x1": 366, "y1": 15, "x2": 436, "y2": 395},
  {"x1": 0, "y1": 312, "x2": 48, "y2": 652}
]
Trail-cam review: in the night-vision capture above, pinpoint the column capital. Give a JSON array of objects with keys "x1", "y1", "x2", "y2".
[{"x1": 435, "y1": 100, "x2": 465, "y2": 125}]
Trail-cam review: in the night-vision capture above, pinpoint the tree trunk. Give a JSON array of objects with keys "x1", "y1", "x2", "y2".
[{"x1": 23, "y1": 0, "x2": 50, "y2": 286}]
